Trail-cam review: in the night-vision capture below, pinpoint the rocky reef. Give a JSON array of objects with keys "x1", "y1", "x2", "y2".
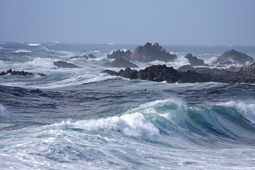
[
  {"x1": 0, "y1": 69, "x2": 46, "y2": 76},
  {"x1": 102, "y1": 63, "x2": 255, "y2": 83}
]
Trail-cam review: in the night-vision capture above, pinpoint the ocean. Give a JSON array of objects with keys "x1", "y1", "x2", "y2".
[{"x1": 1, "y1": 42, "x2": 255, "y2": 169}]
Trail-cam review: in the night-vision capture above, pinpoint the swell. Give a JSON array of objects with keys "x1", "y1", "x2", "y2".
[{"x1": 1, "y1": 98, "x2": 255, "y2": 169}]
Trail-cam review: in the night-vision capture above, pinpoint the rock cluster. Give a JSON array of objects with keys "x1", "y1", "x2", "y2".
[
  {"x1": 129, "y1": 42, "x2": 177, "y2": 62},
  {"x1": 106, "y1": 42, "x2": 177, "y2": 65},
  {"x1": 70, "y1": 53, "x2": 97, "y2": 60},
  {"x1": 0, "y1": 69, "x2": 46, "y2": 76}
]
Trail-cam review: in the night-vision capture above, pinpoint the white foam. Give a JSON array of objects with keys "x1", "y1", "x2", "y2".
[
  {"x1": 205, "y1": 56, "x2": 217, "y2": 65},
  {"x1": 93, "y1": 50, "x2": 100, "y2": 53},
  {"x1": 76, "y1": 112, "x2": 159, "y2": 137},
  {"x1": 0, "y1": 104, "x2": 10, "y2": 116},
  {"x1": 12, "y1": 49, "x2": 32, "y2": 53},
  {"x1": 28, "y1": 43, "x2": 41, "y2": 47}
]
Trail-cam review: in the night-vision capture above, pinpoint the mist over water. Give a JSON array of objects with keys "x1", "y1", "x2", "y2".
[{"x1": 1, "y1": 42, "x2": 255, "y2": 169}]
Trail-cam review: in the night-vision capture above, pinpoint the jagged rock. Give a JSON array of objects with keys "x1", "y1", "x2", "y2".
[
  {"x1": 185, "y1": 53, "x2": 207, "y2": 66},
  {"x1": 53, "y1": 61, "x2": 81, "y2": 68},
  {"x1": 107, "y1": 50, "x2": 132, "y2": 61},
  {"x1": 0, "y1": 69, "x2": 46, "y2": 76},
  {"x1": 214, "y1": 49, "x2": 254, "y2": 65},
  {"x1": 129, "y1": 42, "x2": 177, "y2": 62},
  {"x1": 103, "y1": 57, "x2": 138, "y2": 68},
  {"x1": 119, "y1": 68, "x2": 138, "y2": 79}
]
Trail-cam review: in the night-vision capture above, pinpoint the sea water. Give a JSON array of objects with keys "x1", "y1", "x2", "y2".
[{"x1": 1, "y1": 42, "x2": 255, "y2": 169}]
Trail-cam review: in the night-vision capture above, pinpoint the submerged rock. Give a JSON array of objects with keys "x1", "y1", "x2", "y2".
[
  {"x1": 103, "y1": 57, "x2": 138, "y2": 68},
  {"x1": 53, "y1": 61, "x2": 81, "y2": 68},
  {"x1": 214, "y1": 49, "x2": 254, "y2": 65},
  {"x1": 69, "y1": 53, "x2": 97, "y2": 60}
]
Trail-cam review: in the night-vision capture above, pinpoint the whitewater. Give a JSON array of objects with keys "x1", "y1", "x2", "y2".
[{"x1": 1, "y1": 42, "x2": 255, "y2": 169}]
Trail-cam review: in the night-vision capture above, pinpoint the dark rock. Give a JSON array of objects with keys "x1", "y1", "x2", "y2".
[
  {"x1": 214, "y1": 49, "x2": 254, "y2": 65},
  {"x1": 69, "y1": 53, "x2": 97, "y2": 60},
  {"x1": 0, "y1": 69, "x2": 46, "y2": 76},
  {"x1": 119, "y1": 68, "x2": 138, "y2": 79},
  {"x1": 53, "y1": 61, "x2": 81, "y2": 68},
  {"x1": 179, "y1": 70, "x2": 212, "y2": 83},
  {"x1": 70, "y1": 55, "x2": 88, "y2": 60},
  {"x1": 37, "y1": 73, "x2": 46, "y2": 76},
  {"x1": 185, "y1": 53, "x2": 207, "y2": 66},
  {"x1": 129, "y1": 42, "x2": 177, "y2": 62},
  {"x1": 100, "y1": 70, "x2": 120, "y2": 76},
  {"x1": 107, "y1": 50, "x2": 132, "y2": 60},
  {"x1": 136, "y1": 65, "x2": 180, "y2": 82},
  {"x1": 103, "y1": 57, "x2": 138, "y2": 68}
]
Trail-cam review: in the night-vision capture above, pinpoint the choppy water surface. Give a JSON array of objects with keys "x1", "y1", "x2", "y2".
[{"x1": 1, "y1": 42, "x2": 255, "y2": 169}]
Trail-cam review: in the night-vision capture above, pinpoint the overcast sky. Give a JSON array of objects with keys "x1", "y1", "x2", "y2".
[{"x1": 1, "y1": 0, "x2": 255, "y2": 45}]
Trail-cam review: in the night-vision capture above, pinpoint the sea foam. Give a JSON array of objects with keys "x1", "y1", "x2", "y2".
[{"x1": 28, "y1": 43, "x2": 41, "y2": 47}]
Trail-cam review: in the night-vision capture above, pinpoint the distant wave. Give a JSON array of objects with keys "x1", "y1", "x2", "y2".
[
  {"x1": 12, "y1": 49, "x2": 32, "y2": 53},
  {"x1": 28, "y1": 43, "x2": 41, "y2": 47}
]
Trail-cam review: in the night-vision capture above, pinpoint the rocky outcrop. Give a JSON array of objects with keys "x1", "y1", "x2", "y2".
[
  {"x1": 214, "y1": 49, "x2": 254, "y2": 65},
  {"x1": 0, "y1": 69, "x2": 46, "y2": 76},
  {"x1": 102, "y1": 64, "x2": 255, "y2": 83},
  {"x1": 185, "y1": 53, "x2": 207, "y2": 66},
  {"x1": 105, "y1": 42, "x2": 177, "y2": 63},
  {"x1": 129, "y1": 42, "x2": 177, "y2": 62},
  {"x1": 227, "y1": 63, "x2": 255, "y2": 73},
  {"x1": 69, "y1": 53, "x2": 97, "y2": 60},
  {"x1": 107, "y1": 50, "x2": 132, "y2": 60},
  {"x1": 53, "y1": 61, "x2": 81, "y2": 68},
  {"x1": 103, "y1": 57, "x2": 138, "y2": 68}
]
